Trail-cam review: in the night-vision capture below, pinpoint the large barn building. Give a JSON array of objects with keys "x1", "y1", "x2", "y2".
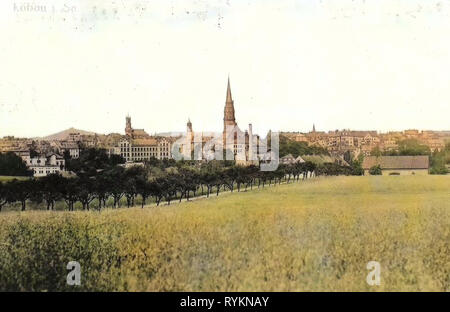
[{"x1": 362, "y1": 156, "x2": 429, "y2": 175}]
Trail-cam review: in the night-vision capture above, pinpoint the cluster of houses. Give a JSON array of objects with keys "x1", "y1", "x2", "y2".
[
  {"x1": 22, "y1": 153, "x2": 66, "y2": 177},
  {"x1": 280, "y1": 153, "x2": 431, "y2": 176},
  {"x1": 282, "y1": 128, "x2": 449, "y2": 158},
  {"x1": 0, "y1": 78, "x2": 445, "y2": 177},
  {"x1": 0, "y1": 134, "x2": 81, "y2": 177}
]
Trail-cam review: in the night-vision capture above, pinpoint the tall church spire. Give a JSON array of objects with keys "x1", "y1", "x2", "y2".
[
  {"x1": 224, "y1": 76, "x2": 236, "y2": 127},
  {"x1": 226, "y1": 76, "x2": 233, "y2": 103}
]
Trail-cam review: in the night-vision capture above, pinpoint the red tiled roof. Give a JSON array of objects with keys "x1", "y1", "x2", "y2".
[{"x1": 362, "y1": 156, "x2": 429, "y2": 170}]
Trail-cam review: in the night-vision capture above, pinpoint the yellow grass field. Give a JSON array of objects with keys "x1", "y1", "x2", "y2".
[{"x1": 0, "y1": 176, "x2": 449, "y2": 291}]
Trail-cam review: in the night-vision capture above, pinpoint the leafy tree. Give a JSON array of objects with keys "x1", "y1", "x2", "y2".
[
  {"x1": 370, "y1": 146, "x2": 383, "y2": 157},
  {"x1": 0, "y1": 152, "x2": 32, "y2": 176},
  {"x1": 36, "y1": 174, "x2": 65, "y2": 210},
  {"x1": 7, "y1": 179, "x2": 36, "y2": 211},
  {"x1": 151, "y1": 178, "x2": 165, "y2": 206},
  {"x1": 223, "y1": 167, "x2": 238, "y2": 192},
  {"x1": 123, "y1": 166, "x2": 147, "y2": 207},
  {"x1": 94, "y1": 173, "x2": 110, "y2": 209},
  {"x1": 350, "y1": 155, "x2": 364, "y2": 176},
  {"x1": 383, "y1": 139, "x2": 430, "y2": 156},
  {"x1": 279, "y1": 135, "x2": 329, "y2": 157},
  {"x1": 160, "y1": 174, "x2": 178, "y2": 205},
  {"x1": 76, "y1": 177, "x2": 96, "y2": 210},
  {"x1": 0, "y1": 182, "x2": 13, "y2": 211},
  {"x1": 430, "y1": 144, "x2": 450, "y2": 175},
  {"x1": 398, "y1": 139, "x2": 430, "y2": 156},
  {"x1": 136, "y1": 178, "x2": 152, "y2": 208},
  {"x1": 105, "y1": 166, "x2": 126, "y2": 208},
  {"x1": 66, "y1": 148, "x2": 125, "y2": 177},
  {"x1": 61, "y1": 178, "x2": 79, "y2": 211},
  {"x1": 304, "y1": 161, "x2": 316, "y2": 178},
  {"x1": 201, "y1": 170, "x2": 218, "y2": 197}
]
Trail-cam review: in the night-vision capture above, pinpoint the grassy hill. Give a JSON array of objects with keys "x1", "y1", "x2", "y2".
[{"x1": 0, "y1": 176, "x2": 449, "y2": 291}]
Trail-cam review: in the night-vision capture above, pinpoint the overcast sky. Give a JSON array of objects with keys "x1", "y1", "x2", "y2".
[{"x1": 1, "y1": 0, "x2": 449, "y2": 138}]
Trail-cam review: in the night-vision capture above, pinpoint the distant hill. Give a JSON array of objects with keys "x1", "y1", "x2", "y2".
[{"x1": 42, "y1": 128, "x2": 99, "y2": 141}]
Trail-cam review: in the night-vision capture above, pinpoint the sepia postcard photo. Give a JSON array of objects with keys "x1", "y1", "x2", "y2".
[{"x1": 0, "y1": 0, "x2": 449, "y2": 304}]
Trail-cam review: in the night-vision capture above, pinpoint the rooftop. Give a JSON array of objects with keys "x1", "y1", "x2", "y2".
[{"x1": 362, "y1": 156, "x2": 429, "y2": 170}]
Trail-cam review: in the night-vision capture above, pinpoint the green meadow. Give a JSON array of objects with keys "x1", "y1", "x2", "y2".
[{"x1": 0, "y1": 175, "x2": 449, "y2": 291}]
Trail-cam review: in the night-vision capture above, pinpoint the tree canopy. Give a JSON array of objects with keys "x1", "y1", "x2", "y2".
[
  {"x1": 0, "y1": 152, "x2": 32, "y2": 177},
  {"x1": 279, "y1": 135, "x2": 329, "y2": 157}
]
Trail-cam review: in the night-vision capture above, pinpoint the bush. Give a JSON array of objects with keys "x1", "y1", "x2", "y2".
[
  {"x1": 430, "y1": 167, "x2": 449, "y2": 175},
  {"x1": 369, "y1": 165, "x2": 382, "y2": 175}
]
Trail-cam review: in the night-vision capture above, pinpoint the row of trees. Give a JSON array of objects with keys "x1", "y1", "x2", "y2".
[{"x1": 0, "y1": 158, "x2": 360, "y2": 212}]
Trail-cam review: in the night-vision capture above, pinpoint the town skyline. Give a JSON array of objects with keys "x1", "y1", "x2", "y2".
[
  {"x1": 2, "y1": 75, "x2": 450, "y2": 139},
  {"x1": 2, "y1": 1, "x2": 450, "y2": 137},
  {"x1": 1, "y1": 114, "x2": 450, "y2": 140}
]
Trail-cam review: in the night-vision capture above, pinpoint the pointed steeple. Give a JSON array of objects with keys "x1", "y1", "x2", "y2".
[
  {"x1": 223, "y1": 75, "x2": 237, "y2": 146},
  {"x1": 224, "y1": 76, "x2": 236, "y2": 125},
  {"x1": 226, "y1": 76, "x2": 233, "y2": 103}
]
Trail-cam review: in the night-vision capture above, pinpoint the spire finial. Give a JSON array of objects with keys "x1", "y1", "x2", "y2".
[{"x1": 226, "y1": 75, "x2": 232, "y2": 103}]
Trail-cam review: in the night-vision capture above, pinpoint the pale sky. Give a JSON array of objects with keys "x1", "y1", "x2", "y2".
[{"x1": 0, "y1": 0, "x2": 449, "y2": 138}]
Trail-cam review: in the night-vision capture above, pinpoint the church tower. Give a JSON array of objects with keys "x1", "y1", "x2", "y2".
[
  {"x1": 187, "y1": 118, "x2": 193, "y2": 133},
  {"x1": 125, "y1": 115, "x2": 132, "y2": 137},
  {"x1": 223, "y1": 77, "x2": 237, "y2": 132},
  {"x1": 186, "y1": 118, "x2": 193, "y2": 144},
  {"x1": 223, "y1": 77, "x2": 237, "y2": 148}
]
